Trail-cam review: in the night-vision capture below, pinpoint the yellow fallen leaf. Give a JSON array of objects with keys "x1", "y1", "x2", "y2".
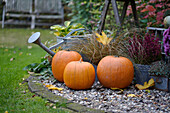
[
  {"x1": 111, "y1": 88, "x2": 124, "y2": 92},
  {"x1": 4, "y1": 49, "x2": 8, "y2": 52},
  {"x1": 19, "y1": 52, "x2": 23, "y2": 56},
  {"x1": 127, "y1": 94, "x2": 136, "y2": 97},
  {"x1": 95, "y1": 32, "x2": 112, "y2": 45},
  {"x1": 45, "y1": 84, "x2": 53, "y2": 87},
  {"x1": 5, "y1": 111, "x2": 8, "y2": 113},
  {"x1": 135, "y1": 78, "x2": 155, "y2": 90},
  {"x1": 145, "y1": 89, "x2": 151, "y2": 93},
  {"x1": 47, "y1": 85, "x2": 63, "y2": 91}
]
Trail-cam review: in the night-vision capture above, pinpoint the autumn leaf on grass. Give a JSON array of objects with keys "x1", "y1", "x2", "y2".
[
  {"x1": 95, "y1": 32, "x2": 112, "y2": 45},
  {"x1": 10, "y1": 57, "x2": 15, "y2": 61},
  {"x1": 45, "y1": 84, "x2": 63, "y2": 91},
  {"x1": 4, "y1": 49, "x2": 8, "y2": 52},
  {"x1": 135, "y1": 78, "x2": 155, "y2": 90}
]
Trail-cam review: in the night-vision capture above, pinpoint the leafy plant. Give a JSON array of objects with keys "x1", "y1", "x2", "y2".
[
  {"x1": 122, "y1": 29, "x2": 162, "y2": 64},
  {"x1": 50, "y1": 21, "x2": 85, "y2": 37},
  {"x1": 149, "y1": 60, "x2": 170, "y2": 78},
  {"x1": 127, "y1": 0, "x2": 169, "y2": 28},
  {"x1": 66, "y1": 0, "x2": 104, "y2": 29},
  {"x1": 23, "y1": 56, "x2": 54, "y2": 80}
]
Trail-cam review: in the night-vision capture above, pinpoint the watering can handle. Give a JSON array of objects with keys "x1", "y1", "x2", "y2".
[{"x1": 64, "y1": 28, "x2": 90, "y2": 39}]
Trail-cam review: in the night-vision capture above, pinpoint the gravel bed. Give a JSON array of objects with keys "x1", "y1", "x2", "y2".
[{"x1": 41, "y1": 79, "x2": 170, "y2": 113}]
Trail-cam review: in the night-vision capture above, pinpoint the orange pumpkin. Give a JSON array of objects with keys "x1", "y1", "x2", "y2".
[
  {"x1": 52, "y1": 50, "x2": 82, "y2": 82},
  {"x1": 97, "y1": 56, "x2": 134, "y2": 88},
  {"x1": 63, "y1": 59, "x2": 95, "y2": 90}
]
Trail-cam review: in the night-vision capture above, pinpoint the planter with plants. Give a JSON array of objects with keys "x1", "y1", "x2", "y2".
[
  {"x1": 120, "y1": 28, "x2": 162, "y2": 85},
  {"x1": 149, "y1": 60, "x2": 170, "y2": 92},
  {"x1": 50, "y1": 21, "x2": 92, "y2": 50}
]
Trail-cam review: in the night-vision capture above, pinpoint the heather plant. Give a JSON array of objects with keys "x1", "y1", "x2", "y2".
[
  {"x1": 163, "y1": 27, "x2": 170, "y2": 56},
  {"x1": 122, "y1": 29, "x2": 162, "y2": 64}
]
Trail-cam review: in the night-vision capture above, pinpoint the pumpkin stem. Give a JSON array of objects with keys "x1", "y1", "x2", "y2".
[{"x1": 79, "y1": 58, "x2": 82, "y2": 63}]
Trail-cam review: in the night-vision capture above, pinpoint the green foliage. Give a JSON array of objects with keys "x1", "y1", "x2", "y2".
[
  {"x1": 149, "y1": 60, "x2": 170, "y2": 77},
  {"x1": 23, "y1": 56, "x2": 57, "y2": 81},
  {"x1": 126, "y1": 0, "x2": 169, "y2": 28},
  {"x1": 65, "y1": 0, "x2": 130, "y2": 31},
  {"x1": 50, "y1": 21, "x2": 85, "y2": 37}
]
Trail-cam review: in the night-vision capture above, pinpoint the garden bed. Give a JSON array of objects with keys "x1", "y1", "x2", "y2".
[{"x1": 31, "y1": 75, "x2": 170, "y2": 112}]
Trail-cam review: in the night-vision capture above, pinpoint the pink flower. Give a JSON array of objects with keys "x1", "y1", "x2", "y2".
[{"x1": 163, "y1": 27, "x2": 170, "y2": 56}]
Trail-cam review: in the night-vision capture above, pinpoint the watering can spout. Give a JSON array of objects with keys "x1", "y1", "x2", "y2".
[{"x1": 28, "y1": 32, "x2": 55, "y2": 56}]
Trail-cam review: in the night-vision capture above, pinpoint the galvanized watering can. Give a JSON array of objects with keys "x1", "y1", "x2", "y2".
[{"x1": 28, "y1": 28, "x2": 89, "y2": 56}]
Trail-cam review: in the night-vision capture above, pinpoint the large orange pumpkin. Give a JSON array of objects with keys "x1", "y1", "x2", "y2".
[
  {"x1": 97, "y1": 56, "x2": 134, "y2": 88},
  {"x1": 63, "y1": 60, "x2": 95, "y2": 90},
  {"x1": 52, "y1": 50, "x2": 82, "y2": 82}
]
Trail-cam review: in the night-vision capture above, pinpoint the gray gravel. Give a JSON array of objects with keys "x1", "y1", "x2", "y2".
[{"x1": 41, "y1": 79, "x2": 170, "y2": 113}]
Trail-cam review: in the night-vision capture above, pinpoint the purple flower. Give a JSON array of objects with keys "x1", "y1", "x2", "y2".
[{"x1": 163, "y1": 27, "x2": 170, "y2": 56}]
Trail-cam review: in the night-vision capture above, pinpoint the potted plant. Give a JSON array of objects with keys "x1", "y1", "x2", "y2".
[
  {"x1": 50, "y1": 21, "x2": 86, "y2": 42},
  {"x1": 120, "y1": 28, "x2": 162, "y2": 85},
  {"x1": 149, "y1": 60, "x2": 170, "y2": 92}
]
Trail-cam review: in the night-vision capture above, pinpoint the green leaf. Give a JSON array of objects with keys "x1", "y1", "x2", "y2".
[
  {"x1": 140, "y1": 19, "x2": 148, "y2": 23},
  {"x1": 64, "y1": 21, "x2": 71, "y2": 27},
  {"x1": 23, "y1": 63, "x2": 39, "y2": 70}
]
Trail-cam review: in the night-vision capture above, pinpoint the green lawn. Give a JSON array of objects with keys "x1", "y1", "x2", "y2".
[{"x1": 0, "y1": 28, "x2": 67, "y2": 113}]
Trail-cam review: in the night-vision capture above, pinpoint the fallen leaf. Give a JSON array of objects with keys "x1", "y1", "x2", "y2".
[
  {"x1": 84, "y1": 97, "x2": 88, "y2": 100},
  {"x1": 145, "y1": 89, "x2": 151, "y2": 93},
  {"x1": 53, "y1": 106, "x2": 56, "y2": 109},
  {"x1": 135, "y1": 78, "x2": 155, "y2": 90},
  {"x1": 45, "y1": 84, "x2": 53, "y2": 87},
  {"x1": 95, "y1": 32, "x2": 112, "y2": 45},
  {"x1": 10, "y1": 57, "x2": 15, "y2": 61},
  {"x1": 127, "y1": 94, "x2": 136, "y2": 97},
  {"x1": 26, "y1": 53, "x2": 31, "y2": 56},
  {"x1": 111, "y1": 88, "x2": 123, "y2": 92},
  {"x1": 47, "y1": 85, "x2": 63, "y2": 91},
  {"x1": 19, "y1": 52, "x2": 23, "y2": 56},
  {"x1": 5, "y1": 111, "x2": 8, "y2": 113},
  {"x1": 4, "y1": 49, "x2": 8, "y2": 52},
  {"x1": 27, "y1": 46, "x2": 32, "y2": 49},
  {"x1": 27, "y1": 71, "x2": 35, "y2": 75}
]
